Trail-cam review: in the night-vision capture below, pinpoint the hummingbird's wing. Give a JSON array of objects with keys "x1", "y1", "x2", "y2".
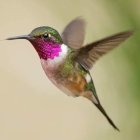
[
  {"x1": 61, "y1": 17, "x2": 86, "y2": 49},
  {"x1": 76, "y1": 31, "x2": 133, "y2": 70}
]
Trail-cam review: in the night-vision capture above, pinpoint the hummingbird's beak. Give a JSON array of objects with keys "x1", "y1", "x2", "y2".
[{"x1": 6, "y1": 35, "x2": 31, "y2": 40}]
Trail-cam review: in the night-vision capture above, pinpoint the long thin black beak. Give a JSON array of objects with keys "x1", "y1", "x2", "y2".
[{"x1": 6, "y1": 35, "x2": 31, "y2": 40}]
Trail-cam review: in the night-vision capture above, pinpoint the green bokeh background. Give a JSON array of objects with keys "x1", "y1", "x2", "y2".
[{"x1": 0, "y1": 0, "x2": 139, "y2": 140}]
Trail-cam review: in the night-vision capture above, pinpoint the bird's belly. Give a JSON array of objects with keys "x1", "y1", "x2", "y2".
[
  {"x1": 41, "y1": 59, "x2": 87, "y2": 97},
  {"x1": 40, "y1": 59, "x2": 77, "y2": 96},
  {"x1": 44, "y1": 73, "x2": 79, "y2": 97},
  {"x1": 46, "y1": 73, "x2": 83, "y2": 97}
]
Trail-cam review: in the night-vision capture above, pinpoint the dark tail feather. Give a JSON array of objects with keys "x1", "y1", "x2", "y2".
[{"x1": 93, "y1": 102, "x2": 120, "y2": 131}]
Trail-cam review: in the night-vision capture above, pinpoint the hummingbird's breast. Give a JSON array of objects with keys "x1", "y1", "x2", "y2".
[
  {"x1": 40, "y1": 43, "x2": 69, "y2": 94},
  {"x1": 40, "y1": 44, "x2": 92, "y2": 97},
  {"x1": 40, "y1": 44, "x2": 69, "y2": 84}
]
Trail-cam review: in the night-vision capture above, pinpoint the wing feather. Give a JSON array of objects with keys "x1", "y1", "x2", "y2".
[
  {"x1": 61, "y1": 17, "x2": 86, "y2": 49},
  {"x1": 76, "y1": 31, "x2": 133, "y2": 70}
]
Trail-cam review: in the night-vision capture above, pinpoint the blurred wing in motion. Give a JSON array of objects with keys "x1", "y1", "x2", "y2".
[
  {"x1": 76, "y1": 31, "x2": 133, "y2": 70},
  {"x1": 62, "y1": 17, "x2": 86, "y2": 49}
]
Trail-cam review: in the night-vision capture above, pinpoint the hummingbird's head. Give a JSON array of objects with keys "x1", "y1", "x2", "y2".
[{"x1": 7, "y1": 26, "x2": 63, "y2": 60}]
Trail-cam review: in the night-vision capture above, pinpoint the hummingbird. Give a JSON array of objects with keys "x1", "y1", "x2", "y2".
[{"x1": 6, "y1": 17, "x2": 133, "y2": 131}]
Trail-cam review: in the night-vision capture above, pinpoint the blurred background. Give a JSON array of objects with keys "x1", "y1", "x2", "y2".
[{"x1": 0, "y1": 0, "x2": 139, "y2": 140}]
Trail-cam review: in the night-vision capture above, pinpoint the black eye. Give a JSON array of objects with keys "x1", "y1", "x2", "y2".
[
  {"x1": 42, "y1": 33, "x2": 51, "y2": 40},
  {"x1": 43, "y1": 33, "x2": 49, "y2": 39}
]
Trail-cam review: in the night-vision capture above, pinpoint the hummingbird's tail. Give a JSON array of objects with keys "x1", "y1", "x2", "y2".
[
  {"x1": 82, "y1": 73, "x2": 119, "y2": 131},
  {"x1": 93, "y1": 101, "x2": 120, "y2": 131}
]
